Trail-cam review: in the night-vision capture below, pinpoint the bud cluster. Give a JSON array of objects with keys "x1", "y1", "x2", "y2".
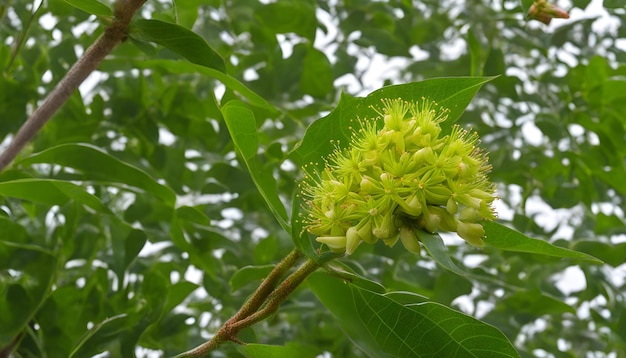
[{"x1": 300, "y1": 98, "x2": 497, "y2": 255}]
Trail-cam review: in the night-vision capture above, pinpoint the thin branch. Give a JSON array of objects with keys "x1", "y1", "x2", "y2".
[
  {"x1": 5, "y1": 0, "x2": 44, "y2": 76},
  {"x1": 174, "y1": 251, "x2": 321, "y2": 358},
  {"x1": 229, "y1": 257, "x2": 320, "y2": 331},
  {"x1": 0, "y1": 0, "x2": 148, "y2": 173}
]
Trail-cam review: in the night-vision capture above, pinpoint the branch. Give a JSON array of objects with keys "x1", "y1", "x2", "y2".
[
  {"x1": 0, "y1": 0, "x2": 148, "y2": 173},
  {"x1": 175, "y1": 251, "x2": 322, "y2": 358}
]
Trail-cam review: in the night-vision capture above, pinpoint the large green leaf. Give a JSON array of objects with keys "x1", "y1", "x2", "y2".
[
  {"x1": 483, "y1": 222, "x2": 603, "y2": 264},
  {"x1": 18, "y1": 143, "x2": 176, "y2": 206},
  {"x1": 221, "y1": 100, "x2": 289, "y2": 232},
  {"x1": 130, "y1": 19, "x2": 225, "y2": 73},
  {"x1": 289, "y1": 77, "x2": 494, "y2": 170},
  {"x1": 239, "y1": 342, "x2": 319, "y2": 358},
  {"x1": 0, "y1": 178, "x2": 109, "y2": 213},
  {"x1": 308, "y1": 271, "x2": 520, "y2": 358}
]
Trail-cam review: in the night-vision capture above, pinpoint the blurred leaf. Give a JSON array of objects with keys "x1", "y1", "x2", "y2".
[
  {"x1": 230, "y1": 265, "x2": 275, "y2": 292},
  {"x1": 69, "y1": 314, "x2": 129, "y2": 358},
  {"x1": 483, "y1": 222, "x2": 603, "y2": 264},
  {"x1": 19, "y1": 143, "x2": 176, "y2": 206},
  {"x1": 300, "y1": 46, "x2": 334, "y2": 98},
  {"x1": 603, "y1": 0, "x2": 622, "y2": 8},
  {"x1": 0, "y1": 178, "x2": 108, "y2": 213},
  {"x1": 132, "y1": 59, "x2": 278, "y2": 113},
  {"x1": 239, "y1": 342, "x2": 319, "y2": 358},
  {"x1": 573, "y1": 241, "x2": 626, "y2": 267},
  {"x1": 64, "y1": 0, "x2": 111, "y2": 17},
  {"x1": 131, "y1": 19, "x2": 225, "y2": 72},
  {"x1": 499, "y1": 289, "x2": 575, "y2": 317},
  {"x1": 0, "y1": 228, "x2": 57, "y2": 347},
  {"x1": 308, "y1": 271, "x2": 520, "y2": 358},
  {"x1": 255, "y1": 2, "x2": 317, "y2": 41},
  {"x1": 221, "y1": 100, "x2": 289, "y2": 232}
]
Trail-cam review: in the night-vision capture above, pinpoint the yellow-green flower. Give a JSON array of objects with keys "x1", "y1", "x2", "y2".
[{"x1": 301, "y1": 98, "x2": 497, "y2": 255}]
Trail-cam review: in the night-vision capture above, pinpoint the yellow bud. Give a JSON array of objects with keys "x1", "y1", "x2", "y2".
[
  {"x1": 457, "y1": 221, "x2": 485, "y2": 247},
  {"x1": 345, "y1": 227, "x2": 362, "y2": 255},
  {"x1": 420, "y1": 207, "x2": 441, "y2": 233},
  {"x1": 446, "y1": 197, "x2": 458, "y2": 214},
  {"x1": 399, "y1": 226, "x2": 421, "y2": 254},
  {"x1": 316, "y1": 236, "x2": 347, "y2": 253}
]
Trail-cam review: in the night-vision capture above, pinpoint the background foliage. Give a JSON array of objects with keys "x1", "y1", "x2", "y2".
[{"x1": 1, "y1": 0, "x2": 625, "y2": 357}]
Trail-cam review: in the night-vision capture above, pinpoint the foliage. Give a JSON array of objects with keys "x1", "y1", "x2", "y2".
[{"x1": 1, "y1": 0, "x2": 625, "y2": 357}]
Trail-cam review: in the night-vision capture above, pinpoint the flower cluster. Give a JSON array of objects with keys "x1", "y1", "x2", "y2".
[{"x1": 300, "y1": 98, "x2": 497, "y2": 255}]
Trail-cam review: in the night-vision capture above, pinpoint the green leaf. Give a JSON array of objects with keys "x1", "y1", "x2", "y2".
[
  {"x1": 573, "y1": 241, "x2": 626, "y2": 267},
  {"x1": 419, "y1": 231, "x2": 469, "y2": 277},
  {"x1": 19, "y1": 143, "x2": 176, "y2": 206},
  {"x1": 239, "y1": 342, "x2": 320, "y2": 358},
  {"x1": 255, "y1": 2, "x2": 317, "y2": 41},
  {"x1": 230, "y1": 265, "x2": 275, "y2": 292},
  {"x1": 132, "y1": 59, "x2": 277, "y2": 114},
  {"x1": 499, "y1": 289, "x2": 575, "y2": 317},
  {"x1": 69, "y1": 314, "x2": 129, "y2": 358},
  {"x1": 130, "y1": 19, "x2": 225, "y2": 73},
  {"x1": 0, "y1": 222, "x2": 57, "y2": 346},
  {"x1": 221, "y1": 100, "x2": 289, "y2": 232},
  {"x1": 308, "y1": 271, "x2": 520, "y2": 358},
  {"x1": 483, "y1": 221, "x2": 603, "y2": 264},
  {"x1": 0, "y1": 178, "x2": 109, "y2": 213},
  {"x1": 289, "y1": 77, "x2": 494, "y2": 169},
  {"x1": 64, "y1": 0, "x2": 111, "y2": 17},
  {"x1": 603, "y1": 0, "x2": 622, "y2": 8},
  {"x1": 323, "y1": 266, "x2": 387, "y2": 294},
  {"x1": 290, "y1": 190, "x2": 320, "y2": 261},
  {"x1": 300, "y1": 46, "x2": 334, "y2": 98}
]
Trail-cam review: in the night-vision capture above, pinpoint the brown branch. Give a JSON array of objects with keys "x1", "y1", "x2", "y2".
[
  {"x1": 176, "y1": 256, "x2": 320, "y2": 358},
  {"x1": 0, "y1": 0, "x2": 148, "y2": 173}
]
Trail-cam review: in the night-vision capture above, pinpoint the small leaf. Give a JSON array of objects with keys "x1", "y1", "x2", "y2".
[
  {"x1": 308, "y1": 271, "x2": 520, "y2": 358},
  {"x1": 419, "y1": 231, "x2": 469, "y2": 277},
  {"x1": 221, "y1": 100, "x2": 289, "y2": 232},
  {"x1": 64, "y1": 0, "x2": 111, "y2": 17},
  {"x1": 230, "y1": 265, "x2": 275, "y2": 292},
  {"x1": 130, "y1": 19, "x2": 225, "y2": 73},
  {"x1": 483, "y1": 221, "x2": 603, "y2": 264},
  {"x1": 19, "y1": 143, "x2": 176, "y2": 206}
]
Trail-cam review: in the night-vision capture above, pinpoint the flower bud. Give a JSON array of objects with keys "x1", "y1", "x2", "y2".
[
  {"x1": 345, "y1": 226, "x2": 362, "y2": 255},
  {"x1": 457, "y1": 221, "x2": 485, "y2": 247},
  {"x1": 399, "y1": 226, "x2": 421, "y2": 254},
  {"x1": 315, "y1": 236, "x2": 347, "y2": 253}
]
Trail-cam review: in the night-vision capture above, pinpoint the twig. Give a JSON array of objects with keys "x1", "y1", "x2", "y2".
[
  {"x1": 175, "y1": 251, "x2": 322, "y2": 358},
  {"x1": 0, "y1": 0, "x2": 148, "y2": 173}
]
